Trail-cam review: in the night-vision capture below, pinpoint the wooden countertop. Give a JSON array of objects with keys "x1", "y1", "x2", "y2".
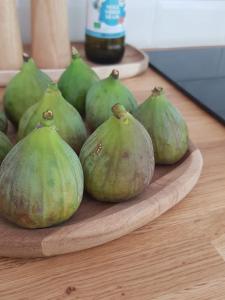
[{"x1": 0, "y1": 67, "x2": 225, "y2": 300}]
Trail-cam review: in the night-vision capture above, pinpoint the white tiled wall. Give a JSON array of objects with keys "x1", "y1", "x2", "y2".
[{"x1": 17, "y1": 0, "x2": 225, "y2": 48}]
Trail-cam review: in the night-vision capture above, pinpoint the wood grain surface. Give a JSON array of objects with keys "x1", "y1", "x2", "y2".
[
  {"x1": 0, "y1": 67, "x2": 224, "y2": 299},
  {"x1": 0, "y1": 141, "x2": 202, "y2": 258},
  {"x1": 31, "y1": 0, "x2": 71, "y2": 68},
  {"x1": 0, "y1": 0, "x2": 23, "y2": 70}
]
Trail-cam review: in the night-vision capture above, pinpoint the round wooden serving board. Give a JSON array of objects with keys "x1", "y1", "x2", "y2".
[
  {"x1": 0, "y1": 141, "x2": 203, "y2": 258},
  {"x1": 0, "y1": 43, "x2": 149, "y2": 87}
]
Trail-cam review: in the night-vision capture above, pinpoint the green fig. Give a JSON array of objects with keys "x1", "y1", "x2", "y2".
[
  {"x1": 86, "y1": 69, "x2": 138, "y2": 131},
  {"x1": 134, "y1": 87, "x2": 189, "y2": 165},
  {"x1": 18, "y1": 83, "x2": 88, "y2": 153},
  {"x1": 0, "y1": 111, "x2": 8, "y2": 133},
  {"x1": 3, "y1": 54, "x2": 52, "y2": 127},
  {"x1": 58, "y1": 47, "x2": 99, "y2": 116},
  {"x1": 0, "y1": 111, "x2": 84, "y2": 229},
  {"x1": 0, "y1": 132, "x2": 12, "y2": 164},
  {"x1": 80, "y1": 104, "x2": 155, "y2": 202}
]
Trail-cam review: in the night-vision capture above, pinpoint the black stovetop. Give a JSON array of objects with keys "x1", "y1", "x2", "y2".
[{"x1": 147, "y1": 47, "x2": 225, "y2": 125}]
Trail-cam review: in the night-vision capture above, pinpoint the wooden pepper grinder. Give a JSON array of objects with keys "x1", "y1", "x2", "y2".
[
  {"x1": 31, "y1": 0, "x2": 71, "y2": 69},
  {"x1": 0, "y1": 0, "x2": 23, "y2": 70}
]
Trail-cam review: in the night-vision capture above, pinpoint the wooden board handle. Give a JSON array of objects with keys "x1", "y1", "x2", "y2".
[
  {"x1": 0, "y1": 0, "x2": 23, "y2": 70},
  {"x1": 31, "y1": 0, "x2": 71, "y2": 69}
]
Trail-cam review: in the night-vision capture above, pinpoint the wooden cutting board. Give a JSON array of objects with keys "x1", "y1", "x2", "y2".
[
  {"x1": 0, "y1": 139, "x2": 203, "y2": 258},
  {"x1": 0, "y1": 43, "x2": 149, "y2": 86},
  {"x1": 0, "y1": 57, "x2": 203, "y2": 257}
]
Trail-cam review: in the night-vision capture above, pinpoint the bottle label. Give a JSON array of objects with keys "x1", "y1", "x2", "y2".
[{"x1": 86, "y1": 0, "x2": 126, "y2": 39}]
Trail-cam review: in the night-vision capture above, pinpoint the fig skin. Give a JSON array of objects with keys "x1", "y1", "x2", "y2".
[
  {"x1": 58, "y1": 47, "x2": 99, "y2": 116},
  {"x1": 18, "y1": 83, "x2": 88, "y2": 154},
  {"x1": 134, "y1": 87, "x2": 189, "y2": 165},
  {"x1": 0, "y1": 111, "x2": 8, "y2": 133},
  {"x1": 86, "y1": 69, "x2": 138, "y2": 131},
  {"x1": 0, "y1": 132, "x2": 12, "y2": 164},
  {"x1": 0, "y1": 111, "x2": 84, "y2": 229},
  {"x1": 3, "y1": 56, "x2": 52, "y2": 127},
  {"x1": 80, "y1": 104, "x2": 155, "y2": 202}
]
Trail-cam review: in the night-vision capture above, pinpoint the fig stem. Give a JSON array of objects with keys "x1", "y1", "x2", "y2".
[
  {"x1": 110, "y1": 69, "x2": 119, "y2": 80},
  {"x1": 152, "y1": 87, "x2": 163, "y2": 96},
  {"x1": 112, "y1": 104, "x2": 127, "y2": 119},
  {"x1": 72, "y1": 46, "x2": 80, "y2": 59},
  {"x1": 47, "y1": 82, "x2": 58, "y2": 92},
  {"x1": 43, "y1": 110, "x2": 54, "y2": 121},
  {"x1": 23, "y1": 53, "x2": 30, "y2": 62}
]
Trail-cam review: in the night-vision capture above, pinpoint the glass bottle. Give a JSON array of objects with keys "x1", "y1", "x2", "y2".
[{"x1": 85, "y1": 0, "x2": 126, "y2": 64}]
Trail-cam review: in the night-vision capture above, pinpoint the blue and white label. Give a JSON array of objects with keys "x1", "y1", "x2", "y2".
[{"x1": 86, "y1": 0, "x2": 126, "y2": 39}]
